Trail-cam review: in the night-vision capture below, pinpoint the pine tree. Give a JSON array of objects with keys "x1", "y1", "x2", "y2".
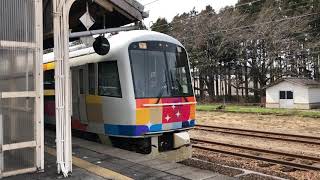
[{"x1": 151, "y1": 18, "x2": 171, "y2": 34}]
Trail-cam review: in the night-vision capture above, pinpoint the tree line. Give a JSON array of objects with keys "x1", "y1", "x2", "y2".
[{"x1": 151, "y1": 0, "x2": 320, "y2": 103}]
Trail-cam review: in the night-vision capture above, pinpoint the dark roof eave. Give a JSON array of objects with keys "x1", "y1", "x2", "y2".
[
  {"x1": 265, "y1": 78, "x2": 320, "y2": 89},
  {"x1": 108, "y1": 0, "x2": 146, "y2": 21},
  {"x1": 307, "y1": 85, "x2": 320, "y2": 88}
]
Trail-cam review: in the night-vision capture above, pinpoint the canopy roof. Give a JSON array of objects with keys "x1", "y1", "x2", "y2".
[{"x1": 43, "y1": 0, "x2": 148, "y2": 49}]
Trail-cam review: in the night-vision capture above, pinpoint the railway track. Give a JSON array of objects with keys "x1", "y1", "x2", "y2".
[
  {"x1": 192, "y1": 125, "x2": 320, "y2": 171},
  {"x1": 191, "y1": 138, "x2": 320, "y2": 171},
  {"x1": 195, "y1": 124, "x2": 320, "y2": 145}
]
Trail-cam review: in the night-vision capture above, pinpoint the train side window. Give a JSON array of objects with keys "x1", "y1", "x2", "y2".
[
  {"x1": 44, "y1": 70, "x2": 54, "y2": 89},
  {"x1": 98, "y1": 61, "x2": 122, "y2": 98},
  {"x1": 88, "y1": 63, "x2": 96, "y2": 95},
  {"x1": 79, "y1": 69, "x2": 84, "y2": 94}
]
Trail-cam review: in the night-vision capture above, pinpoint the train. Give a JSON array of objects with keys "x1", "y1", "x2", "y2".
[{"x1": 43, "y1": 30, "x2": 196, "y2": 160}]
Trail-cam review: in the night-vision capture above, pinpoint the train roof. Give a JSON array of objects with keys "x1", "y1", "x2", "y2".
[{"x1": 43, "y1": 30, "x2": 183, "y2": 64}]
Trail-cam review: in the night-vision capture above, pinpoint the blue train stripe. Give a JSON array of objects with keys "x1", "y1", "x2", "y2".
[
  {"x1": 104, "y1": 120, "x2": 195, "y2": 136},
  {"x1": 150, "y1": 124, "x2": 162, "y2": 132}
]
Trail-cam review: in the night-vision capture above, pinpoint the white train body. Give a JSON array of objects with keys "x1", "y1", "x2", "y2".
[{"x1": 43, "y1": 30, "x2": 196, "y2": 155}]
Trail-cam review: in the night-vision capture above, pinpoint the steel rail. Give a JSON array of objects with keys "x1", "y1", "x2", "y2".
[
  {"x1": 195, "y1": 125, "x2": 320, "y2": 145},
  {"x1": 191, "y1": 138, "x2": 320, "y2": 162},
  {"x1": 191, "y1": 139, "x2": 320, "y2": 171},
  {"x1": 195, "y1": 125, "x2": 320, "y2": 140}
]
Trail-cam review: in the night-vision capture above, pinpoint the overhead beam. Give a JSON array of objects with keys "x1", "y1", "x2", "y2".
[
  {"x1": 69, "y1": 25, "x2": 139, "y2": 38},
  {"x1": 93, "y1": 0, "x2": 114, "y2": 12}
]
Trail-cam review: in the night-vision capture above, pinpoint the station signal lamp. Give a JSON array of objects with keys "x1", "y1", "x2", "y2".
[{"x1": 93, "y1": 35, "x2": 110, "y2": 55}]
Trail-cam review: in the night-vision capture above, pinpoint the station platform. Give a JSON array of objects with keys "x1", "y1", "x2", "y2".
[{"x1": 4, "y1": 131, "x2": 235, "y2": 180}]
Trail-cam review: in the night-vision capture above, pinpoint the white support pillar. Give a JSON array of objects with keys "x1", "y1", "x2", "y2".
[
  {"x1": 35, "y1": 0, "x2": 44, "y2": 171},
  {"x1": 53, "y1": 0, "x2": 76, "y2": 177},
  {"x1": 0, "y1": 115, "x2": 3, "y2": 177}
]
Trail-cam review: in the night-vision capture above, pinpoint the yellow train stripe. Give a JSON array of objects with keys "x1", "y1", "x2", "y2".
[
  {"x1": 43, "y1": 62, "x2": 55, "y2": 71},
  {"x1": 86, "y1": 95, "x2": 102, "y2": 104},
  {"x1": 45, "y1": 146, "x2": 133, "y2": 180},
  {"x1": 44, "y1": 89, "x2": 55, "y2": 96}
]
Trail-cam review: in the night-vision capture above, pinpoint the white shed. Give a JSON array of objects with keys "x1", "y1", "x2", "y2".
[{"x1": 265, "y1": 78, "x2": 320, "y2": 109}]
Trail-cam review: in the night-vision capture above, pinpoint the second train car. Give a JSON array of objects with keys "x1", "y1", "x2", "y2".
[{"x1": 43, "y1": 30, "x2": 196, "y2": 159}]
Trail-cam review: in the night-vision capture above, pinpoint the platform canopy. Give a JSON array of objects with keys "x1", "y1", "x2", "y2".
[{"x1": 43, "y1": 0, "x2": 148, "y2": 49}]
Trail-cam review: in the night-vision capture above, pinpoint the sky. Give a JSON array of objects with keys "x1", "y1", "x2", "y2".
[{"x1": 138, "y1": 0, "x2": 239, "y2": 27}]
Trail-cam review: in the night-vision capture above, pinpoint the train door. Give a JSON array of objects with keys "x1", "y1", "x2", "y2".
[
  {"x1": 71, "y1": 68, "x2": 80, "y2": 122},
  {"x1": 79, "y1": 66, "x2": 88, "y2": 124},
  {"x1": 72, "y1": 66, "x2": 88, "y2": 124}
]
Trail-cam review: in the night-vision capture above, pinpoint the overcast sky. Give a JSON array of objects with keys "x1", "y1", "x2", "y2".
[{"x1": 138, "y1": 0, "x2": 238, "y2": 27}]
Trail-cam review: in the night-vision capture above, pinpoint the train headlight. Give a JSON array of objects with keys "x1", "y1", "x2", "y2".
[{"x1": 93, "y1": 36, "x2": 110, "y2": 56}]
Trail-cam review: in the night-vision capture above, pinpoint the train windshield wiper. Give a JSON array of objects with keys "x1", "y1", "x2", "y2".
[
  {"x1": 155, "y1": 83, "x2": 167, "y2": 104},
  {"x1": 175, "y1": 78, "x2": 189, "y2": 102},
  {"x1": 156, "y1": 70, "x2": 169, "y2": 104},
  {"x1": 169, "y1": 70, "x2": 189, "y2": 102}
]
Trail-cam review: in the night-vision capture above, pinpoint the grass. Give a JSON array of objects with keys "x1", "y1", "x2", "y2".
[{"x1": 197, "y1": 104, "x2": 320, "y2": 118}]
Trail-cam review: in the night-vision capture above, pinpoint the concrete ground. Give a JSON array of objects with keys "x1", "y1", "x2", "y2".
[
  {"x1": 4, "y1": 152, "x2": 106, "y2": 180},
  {"x1": 4, "y1": 131, "x2": 235, "y2": 180}
]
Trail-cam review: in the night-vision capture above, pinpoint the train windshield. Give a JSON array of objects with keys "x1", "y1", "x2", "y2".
[{"x1": 129, "y1": 41, "x2": 193, "y2": 98}]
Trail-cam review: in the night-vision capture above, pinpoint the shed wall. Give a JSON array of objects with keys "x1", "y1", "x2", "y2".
[
  {"x1": 266, "y1": 81, "x2": 309, "y2": 104},
  {"x1": 308, "y1": 88, "x2": 320, "y2": 103}
]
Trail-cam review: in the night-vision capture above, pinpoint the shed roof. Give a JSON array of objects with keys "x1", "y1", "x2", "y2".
[{"x1": 265, "y1": 78, "x2": 320, "y2": 89}]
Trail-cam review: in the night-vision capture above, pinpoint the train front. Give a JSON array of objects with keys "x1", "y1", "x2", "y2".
[{"x1": 129, "y1": 40, "x2": 196, "y2": 159}]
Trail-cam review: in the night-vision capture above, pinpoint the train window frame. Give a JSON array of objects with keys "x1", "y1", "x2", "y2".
[
  {"x1": 98, "y1": 61, "x2": 122, "y2": 98},
  {"x1": 44, "y1": 69, "x2": 55, "y2": 90},
  {"x1": 128, "y1": 41, "x2": 194, "y2": 99}
]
